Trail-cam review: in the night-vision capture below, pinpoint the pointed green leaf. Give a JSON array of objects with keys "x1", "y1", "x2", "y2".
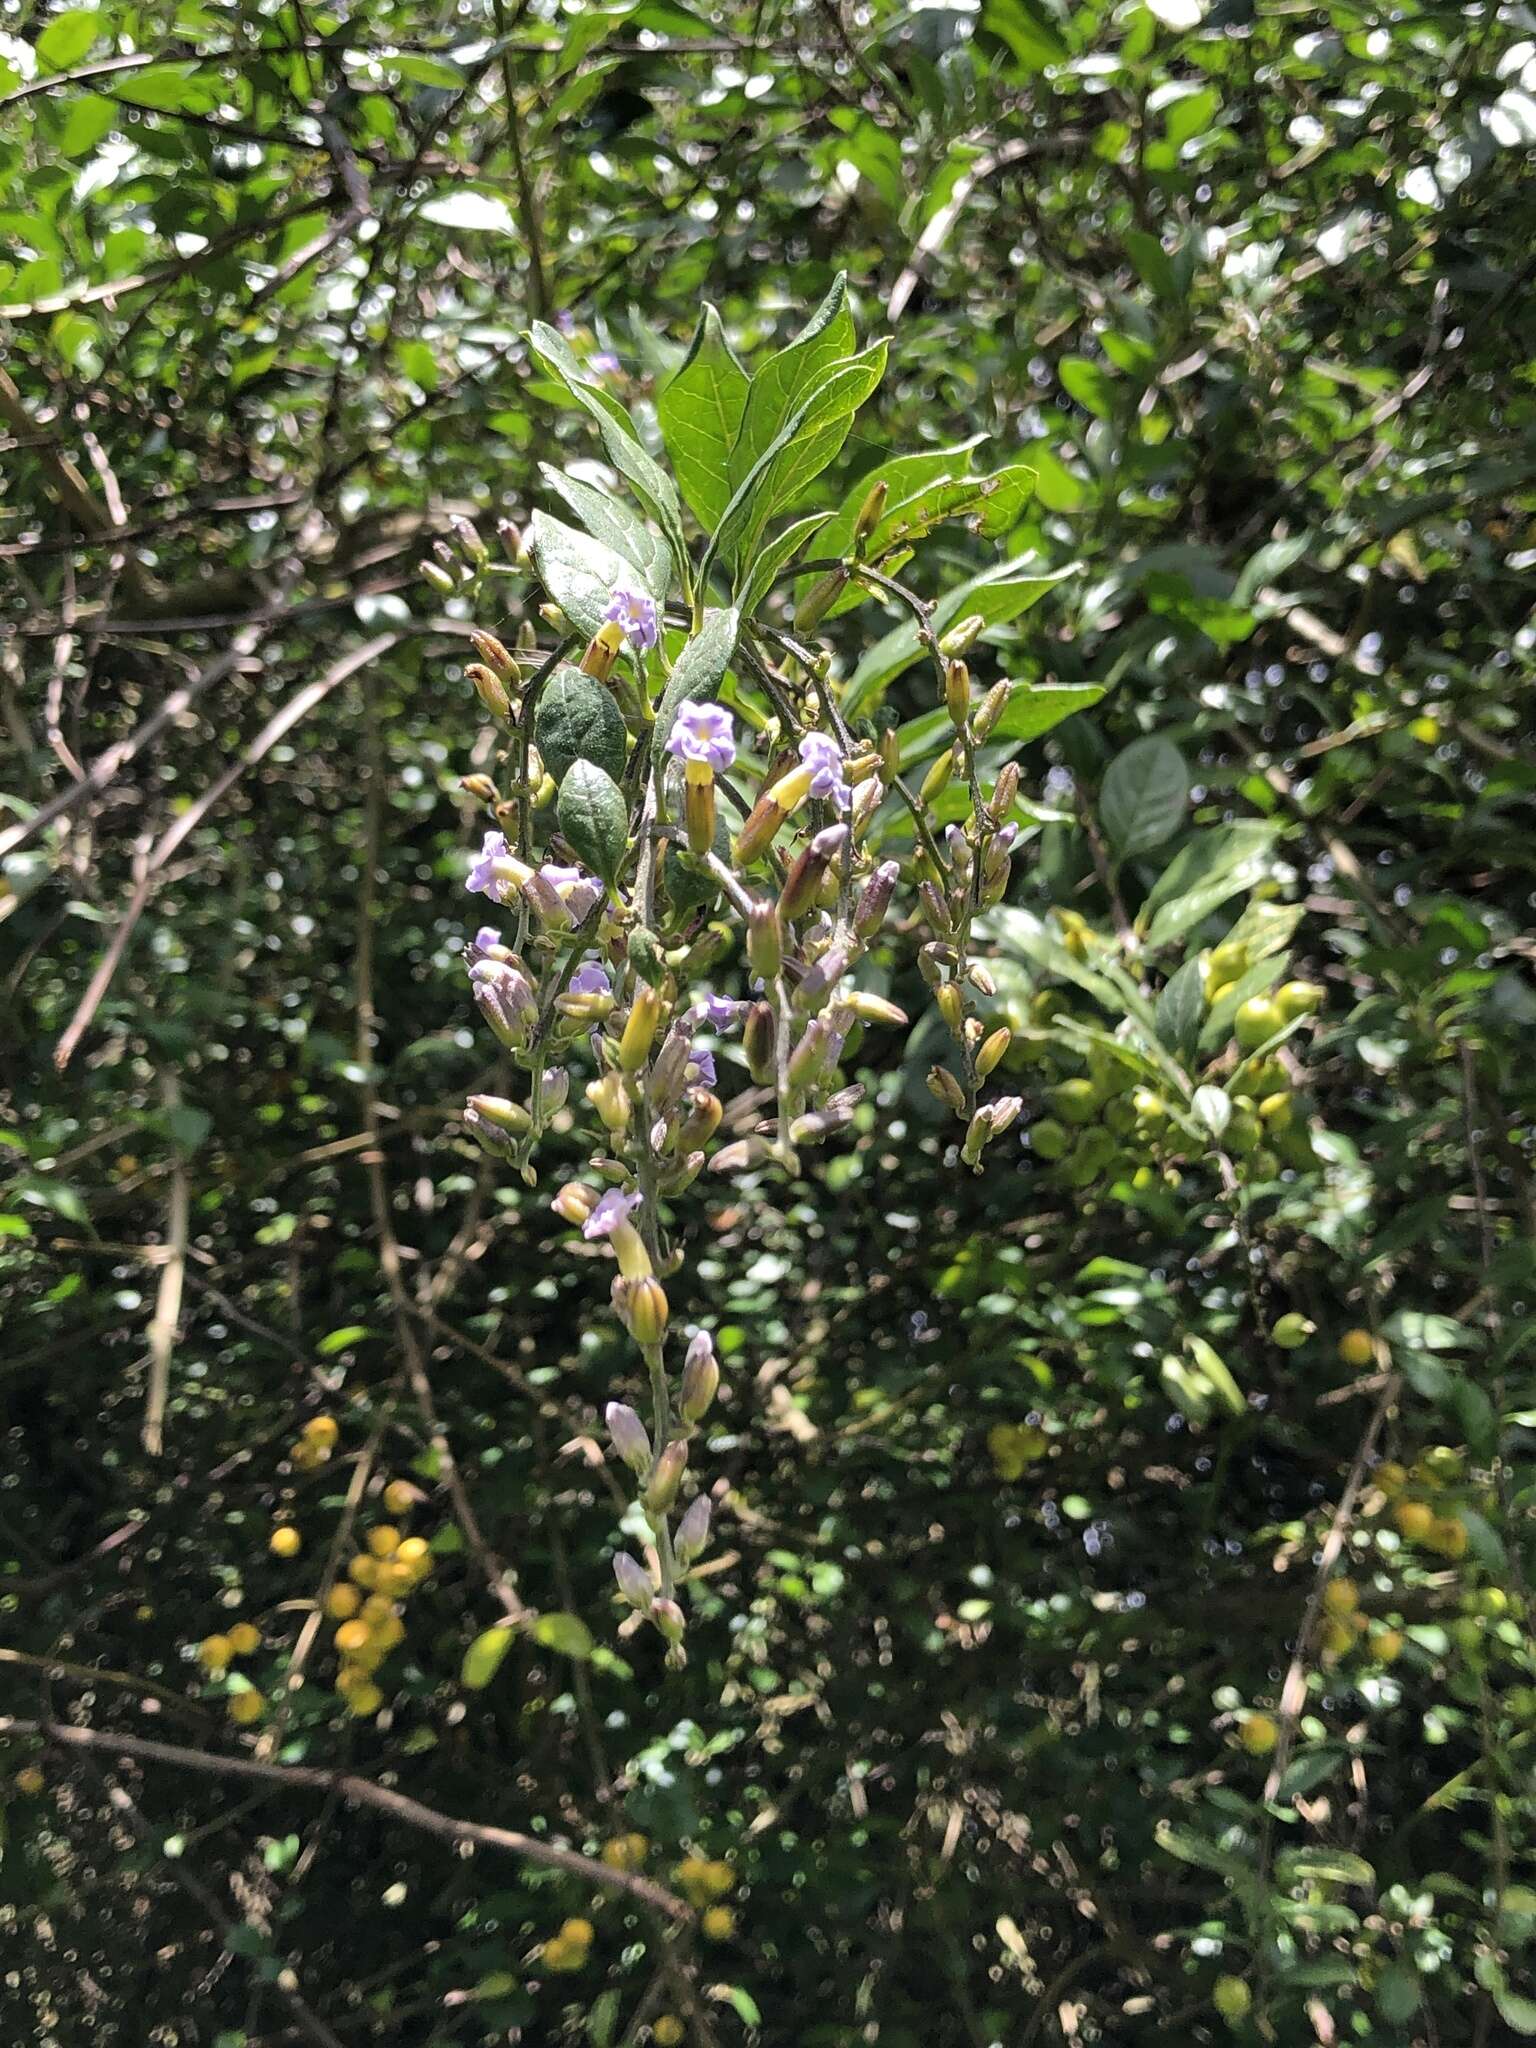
[
  {"x1": 461, "y1": 1625, "x2": 515, "y2": 1690},
  {"x1": 725, "y1": 272, "x2": 855, "y2": 494},
  {"x1": 657, "y1": 305, "x2": 751, "y2": 530},
  {"x1": 557, "y1": 760, "x2": 628, "y2": 886},
  {"x1": 653, "y1": 607, "x2": 739, "y2": 760},
  {"x1": 1100, "y1": 737, "x2": 1190, "y2": 857},
  {"x1": 1141, "y1": 821, "x2": 1280, "y2": 948},
  {"x1": 735, "y1": 511, "x2": 831, "y2": 619},
  {"x1": 531, "y1": 1611, "x2": 595, "y2": 1659},
  {"x1": 844, "y1": 558, "x2": 1077, "y2": 717},
  {"x1": 528, "y1": 511, "x2": 645, "y2": 639},
  {"x1": 534, "y1": 665, "x2": 629, "y2": 785},
  {"x1": 538, "y1": 465, "x2": 671, "y2": 603}
]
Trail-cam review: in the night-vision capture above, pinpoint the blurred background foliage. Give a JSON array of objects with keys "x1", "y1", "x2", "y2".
[{"x1": 4, "y1": 0, "x2": 1536, "y2": 2042}]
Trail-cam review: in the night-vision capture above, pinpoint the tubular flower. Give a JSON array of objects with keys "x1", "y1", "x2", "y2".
[
  {"x1": 604, "y1": 585, "x2": 660, "y2": 654},
  {"x1": 668, "y1": 699, "x2": 735, "y2": 852},
  {"x1": 735, "y1": 731, "x2": 852, "y2": 862},
  {"x1": 466, "y1": 831, "x2": 533, "y2": 904},
  {"x1": 469, "y1": 959, "x2": 536, "y2": 1049},
  {"x1": 582, "y1": 1186, "x2": 651, "y2": 1278}
]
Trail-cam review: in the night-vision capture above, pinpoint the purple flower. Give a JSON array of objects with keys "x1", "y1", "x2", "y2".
[
  {"x1": 467, "y1": 830, "x2": 509, "y2": 897},
  {"x1": 589, "y1": 350, "x2": 620, "y2": 375},
  {"x1": 799, "y1": 731, "x2": 852, "y2": 815},
  {"x1": 604, "y1": 586, "x2": 659, "y2": 654},
  {"x1": 692, "y1": 992, "x2": 743, "y2": 1030},
  {"x1": 470, "y1": 958, "x2": 536, "y2": 1048},
  {"x1": 569, "y1": 958, "x2": 613, "y2": 998},
  {"x1": 685, "y1": 1047, "x2": 717, "y2": 1089},
  {"x1": 666, "y1": 699, "x2": 736, "y2": 773},
  {"x1": 471, "y1": 925, "x2": 503, "y2": 955},
  {"x1": 582, "y1": 1186, "x2": 644, "y2": 1242},
  {"x1": 539, "y1": 862, "x2": 604, "y2": 921}
]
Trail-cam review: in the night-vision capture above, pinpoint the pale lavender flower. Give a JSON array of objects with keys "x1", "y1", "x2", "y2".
[
  {"x1": 467, "y1": 830, "x2": 509, "y2": 897},
  {"x1": 604, "y1": 585, "x2": 659, "y2": 654},
  {"x1": 539, "y1": 862, "x2": 604, "y2": 921},
  {"x1": 605, "y1": 1401, "x2": 651, "y2": 1473},
  {"x1": 470, "y1": 958, "x2": 536, "y2": 1048},
  {"x1": 583, "y1": 1186, "x2": 644, "y2": 1241},
  {"x1": 590, "y1": 350, "x2": 620, "y2": 374},
  {"x1": 799, "y1": 731, "x2": 851, "y2": 814},
  {"x1": 470, "y1": 925, "x2": 503, "y2": 956},
  {"x1": 692, "y1": 992, "x2": 744, "y2": 1030},
  {"x1": 569, "y1": 959, "x2": 613, "y2": 999},
  {"x1": 666, "y1": 700, "x2": 736, "y2": 773},
  {"x1": 685, "y1": 1047, "x2": 717, "y2": 1089}
]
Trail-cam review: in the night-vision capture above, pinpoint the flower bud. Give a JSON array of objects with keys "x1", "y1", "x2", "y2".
[
  {"x1": 844, "y1": 990, "x2": 908, "y2": 1028},
  {"x1": 613, "y1": 1551, "x2": 653, "y2": 1611},
  {"x1": 988, "y1": 1094, "x2": 1022, "y2": 1136},
  {"x1": 973, "y1": 679, "x2": 1013, "y2": 741},
  {"x1": 661, "y1": 1150, "x2": 706, "y2": 1196},
  {"x1": 619, "y1": 984, "x2": 665, "y2": 1072},
  {"x1": 936, "y1": 981, "x2": 965, "y2": 1037},
  {"x1": 450, "y1": 513, "x2": 488, "y2": 566},
  {"x1": 928, "y1": 1064, "x2": 967, "y2": 1113},
  {"x1": 961, "y1": 1105, "x2": 995, "y2": 1166},
  {"x1": 939, "y1": 613, "x2": 985, "y2": 658},
  {"x1": 677, "y1": 1090, "x2": 723, "y2": 1150},
  {"x1": 536, "y1": 1066, "x2": 569, "y2": 1116},
  {"x1": 945, "y1": 659, "x2": 971, "y2": 730},
  {"x1": 989, "y1": 760, "x2": 1021, "y2": 819},
  {"x1": 470, "y1": 630, "x2": 519, "y2": 683},
  {"x1": 605, "y1": 1401, "x2": 652, "y2": 1474},
  {"x1": 522, "y1": 869, "x2": 572, "y2": 929},
  {"x1": 734, "y1": 791, "x2": 789, "y2": 866},
  {"x1": 463, "y1": 1095, "x2": 530, "y2": 1156},
  {"x1": 683, "y1": 769, "x2": 717, "y2": 855},
  {"x1": 471, "y1": 959, "x2": 536, "y2": 1049},
  {"x1": 680, "y1": 1333, "x2": 720, "y2": 1423},
  {"x1": 794, "y1": 567, "x2": 849, "y2": 634},
  {"x1": 851, "y1": 861, "x2": 899, "y2": 940},
  {"x1": 651, "y1": 1597, "x2": 686, "y2": 1644},
  {"x1": 849, "y1": 774, "x2": 884, "y2": 841},
  {"x1": 552, "y1": 1181, "x2": 596, "y2": 1226},
  {"x1": 747, "y1": 902, "x2": 783, "y2": 980},
  {"x1": 789, "y1": 1088, "x2": 861, "y2": 1143},
  {"x1": 466, "y1": 662, "x2": 511, "y2": 720},
  {"x1": 793, "y1": 943, "x2": 850, "y2": 1015},
  {"x1": 853, "y1": 477, "x2": 888, "y2": 544},
  {"x1": 975, "y1": 1027, "x2": 1011, "y2": 1079},
  {"x1": 647, "y1": 1029, "x2": 693, "y2": 1114},
  {"x1": 497, "y1": 518, "x2": 525, "y2": 564},
  {"x1": 421, "y1": 557, "x2": 455, "y2": 595},
  {"x1": 586, "y1": 1071, "x2": 633, "y2": 1134},
  {"x1": 743, "y1": 1001, "x2": 776, "y2": 1084},
  {"x1": 778, "y1": 824, "x2": 848, "y2": 923},
  {"x1": 615, "y1": 1273, "x2": 669, "y2": 1346},
  {"x1": 644, "y1": 1439, "x2": 688, "y2": 1515},
  {"x1": 675, "y1": 1493, "x2": 712, "y2": 1565},
  {"x1": 918, "y1": 881, "x2": 952, "y2": 934},
  {"x1": 920, "y1": 746, "x2": 955, "y2": 806}
]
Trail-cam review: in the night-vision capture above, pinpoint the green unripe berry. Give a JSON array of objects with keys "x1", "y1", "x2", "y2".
[
  {"x1": 1234, "y1": 997, "x2": 1281, "y2": 1051},
  {"x1": 1226, "y1": 1111, "x2": 1262, "y2": 1157},
  {"x1": 1207, "y1": 941, "x2": 1249, "y2": 986},
  {"x1": 1272, "y1": 1313, "x2": 1314, "y2": 1350},
  {"x1": 1030, "y1": 1118, "x2": 1070, "y2": 1162},
  {"x1": 1275, "y1": 980, "x2": 1325, "y2": 1021},
  {"x1": 1050, "y1": 1078, "x2": 1100, "y2": 1125},
  {"x1": 1213, "y1": 1974, "x2": 1252, "y2": 2023},
  {"x1": 1104, "y1": 1094, "x2": 1137, "y2": 1135}
]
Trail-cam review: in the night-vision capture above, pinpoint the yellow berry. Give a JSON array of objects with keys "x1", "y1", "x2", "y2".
[
  {"x1": 366, "y1": 1524, "x2": 401, "y2": 1559},
  {"x1": 335, "y1": 1620, "x2": 371, "y2": 1655},
  {"x1": 1375, "y1": 1461, "x2": 1408, "y2": 1496},
  {"x1": 1337, "y1": 1328, "x2": 1377, "y2": 1370},
  {"x1": 654, "y1": 2019, "x2": 684, "y2": 2047},
  {"x1": 395, "y1": 1535, "x2": 431, "y2": 1569},
  {"x1": 15, "y1": 1765, "x2": 45, "y2": 1795},
  {"x1": 1239, "y1": 1711, "x2": 1278, "y2": 1756},
  {"x1": 561, "y1": 1918, "x2": 594, "y2": 1945},
  {"x1": 325, "y1": 1584, "x2": 362, "y2": 1620},
  {"x1": 1409, "y1": 715, "x2": 1440, "y2": 745},
  {"x1": 269, "y1": 1525, "x2": 302, "y2": 1559},
  {"x1": 1374, "y1": 1628, "x2": 1405, "y2": 1663},
  {"x1": 1322, "y1": 1579, "x2": 1358, "y2": 1618},
  {"x1": 541, "y1": 1937, "x2": 579, "y2": 1973},
  {"x1": 1320, "y1": 1618, "x2": 1354, "y2": 1660},
  {"x1": 227, "y1": 1622, "x2": 261, "y2": 1657},
  {"x1": 290, "y1": 1439, "x2": 326, "y2": 1472},
  {"x1": 376, "y1": 1560, "x2": 414, "y2": 1596},
  {"x1": 227, "y1": 1689, "x2": 264, "y2": 1725},
  {"x1": 1393, "y1": 1500, "x2": 1434, "y2": 1542},
  {"x1": 701, "y1": 1906, "x2": 734, "y2": 1940},
  {"x1": 1214, "y1": 1975, "x2": 1252, "y2": 2022},
  {"x1": 304, "y1": 1415, "x2": 339, "y2": 1449},
  {"x1": 601, "y1": 1832, "x2": 649, "y2": 1872},
  {"x1": 347, "y1": 1554, "x2": 380, "y2": 1589},
  {"x1": 362, "y1": 1594, "x2": 396, "y2": 1623},
  {"x1": 701, "y1": 1859, "x2": 734, "y2": 1899},
  {"x1": 382, "y1": 1480, "x2": 417, "y2": 1516},
  {"x1": 344, "y1": 1680, "x2": 384, "y2": 1716},
  {"x1": 198, "y1": 1633, "x2": 234, "y2": 1671},
  {"x1": 370, "y1": 1613, "x2": 405, "y2": 1652},
  {"x1": 1427, "y1": 1515, "x2": 1468, "y2": 1559}
]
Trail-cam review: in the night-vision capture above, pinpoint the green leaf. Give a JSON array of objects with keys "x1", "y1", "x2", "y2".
[
  {"x1": 391, "y1": 53, "x2": 467, "y2": 88},
  {"x1": 735, "y1": 511, "x2": 830, "y2": 619},
  {"x1": 37, "y1": 9, "x2": 102, "y2": 71},
  {"x1": 982, "y1": 0, "x2": 1069, "y2": 70},
  {"x1": 461, "y1": 1626, "x2": 516, "y2": 1691},
  {"x1": 657, "y1": 305, "x2": 751, "y2": 530},
  {"x1": 844, "y1": 557, "x2": 1076, "y2": 716},
  {"x1": 991, "y1": 682, "x2": 1104, "y2": 744},
  {"x1": 725, "y1": 273, "x2": 855, "y2": 494},
  {"x1": 653, "y1": 607, "x2": 739, "y2": 759},
  {"x1": 538, "y1": 466, "x2": 671, "y2": 603},
  {"x1": 1059, "y1": 356, "x2": 1118, "y2": 418},
  {"x1": 728, "y1": 1986, "x2": 763, "y2": 2026},
  {"x1": 534, "y1": 666, "x2": 629, "y2": 785},
  {"x1": 112, "y1": 64, "x2": 219, "y2": 112},
  {"x1": 317, "y1": 1325, "x2": 374, "y2": 1356},
  {"x1": 556, "y1": 760, "x2": 628, "y2": 886},
  {"x1": 1276, "y1": 1846, "x2": 1375, "y2": 1888},
  {"x1": 527, "y1": 323, "x2": 689, "y2": 583},
  {"x1": 532, "y1": 1611, "x2": 595, "y2": 1659},
  {"x1": 1123, "y1": 227, "x2": 1179, "y2": 300},
  {"x1": 1141, "y1": 821, "x2": 1279, "y2": 948},
  {"x1": 1100, "y1": 737, "x2": 1189, "y2": 857},
  {"x1": 528, "y1": 511, "x2": 646, "y2": 640},
  {"x1": 1156, "y1": 955, "x2": 1206, "y2": 1061}
]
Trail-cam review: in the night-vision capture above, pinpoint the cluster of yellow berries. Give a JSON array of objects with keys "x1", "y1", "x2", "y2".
[
  {"x1": 325, "y1": 1482, "x2": 433, "y2": 1717},
  {"x1": 1373, "y1": 1451, "x2": 1469, "y2": 1559},
  {"x1": 541, "y1": 1915, "x2": 595, "y2": 1973},
  {"x1": 290, "y1": 1411, "x2": 340, "y2": 1472},
  {"x1": 1317, "y1": 1577, "x2": 1404, "y2": 1666},
  {"x1": 674, "y1": 1854, "x2": 735, "y2": 1938},
  {"x1": 197, "y1": 1619, "x2": 267, "y2": 1724},
  {"x1": 986, "y1": 1422, "x2": 1047, "y2": 1481},
  {"x1": 600, "y1": 1830, "x2": 650, "y2": 1872}
]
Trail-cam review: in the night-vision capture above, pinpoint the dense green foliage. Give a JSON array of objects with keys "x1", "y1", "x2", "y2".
[{"x1": 5, "y1": 2, "x2": 1536, "y2": 2044}]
